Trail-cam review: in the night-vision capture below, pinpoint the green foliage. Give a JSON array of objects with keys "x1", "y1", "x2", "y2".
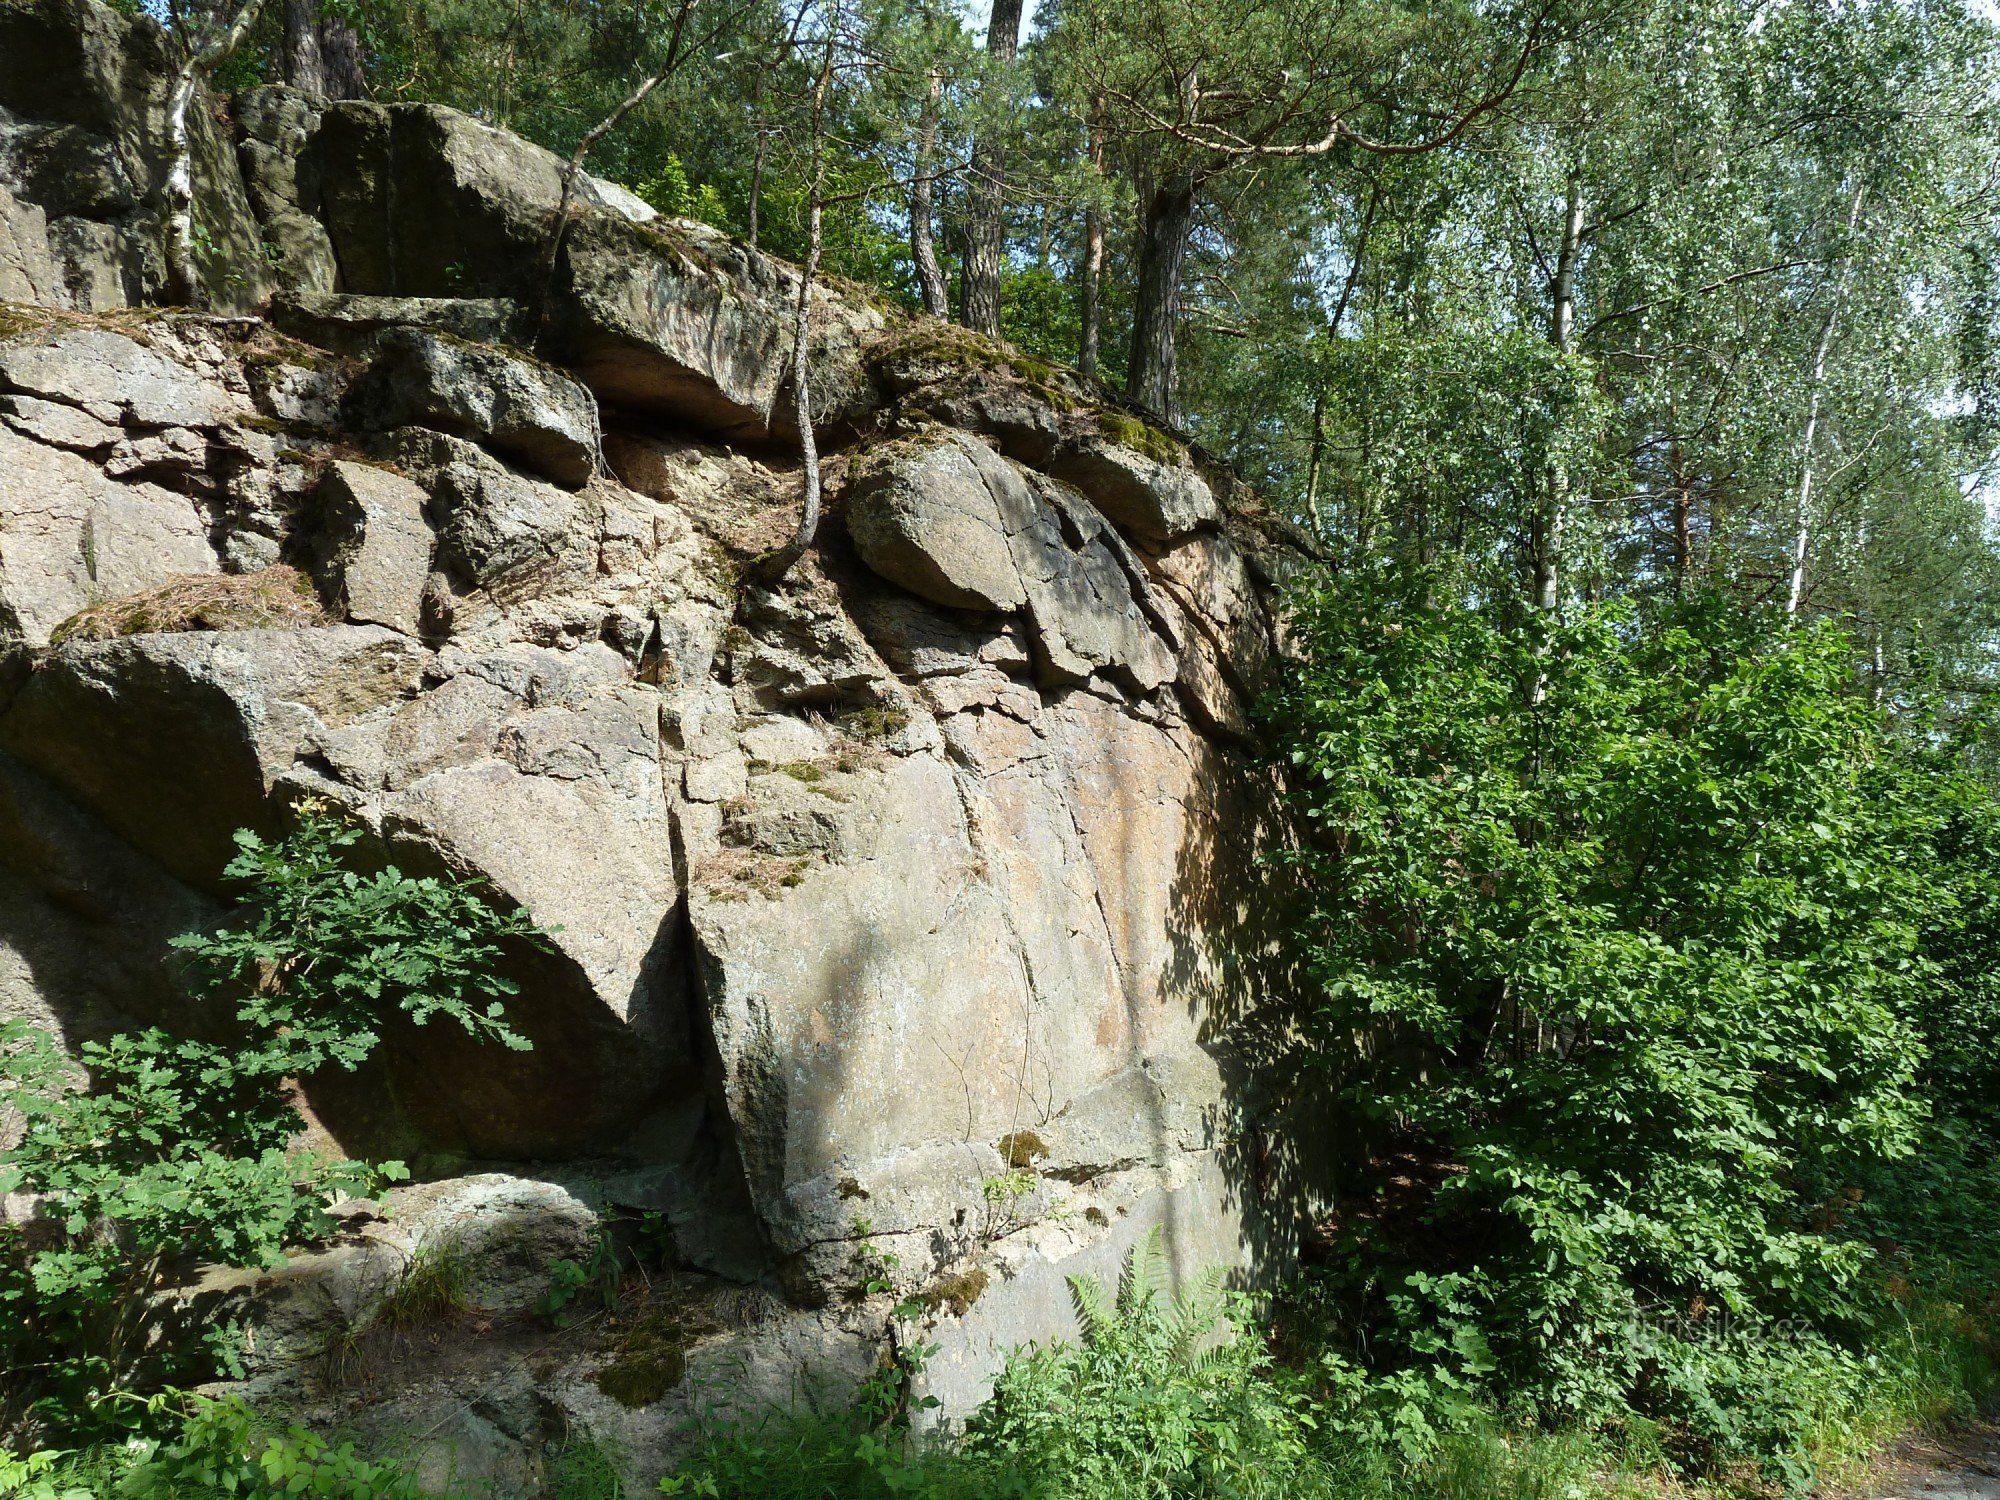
[
  {"x1": 117, "y1": 1396, "x2": 424, "y2": 1499},
  {"x1": 0, "y1": 1398, "x2": 425, "y2": 1500},
  {"x1": 962, "y1": 1235, "x2": 1334, "y2": 1499},
  {"x1": 1259, "y1": 563, "x2": 2000, "y2": 1483},
  {"x1": 548, "y1": 1437, "x2": 631, "y2": 1500},
  {"x1": 631, "y1": 155, "x2": 730, "y2": 228},
  {"x1": 384, "y1": 1234, "x2": 475, "y2": 1328},
  {"x1": 171, "y1": 802, "x2": 541, "y2": 1075},
  {"x1": 1, "y1": 803, "x2": 546, "y2": 1442}
]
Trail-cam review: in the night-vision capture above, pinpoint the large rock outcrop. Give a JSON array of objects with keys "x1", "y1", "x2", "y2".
[{"x1": 0, "y1": 2, "x2": 1315, "y2": 1488}]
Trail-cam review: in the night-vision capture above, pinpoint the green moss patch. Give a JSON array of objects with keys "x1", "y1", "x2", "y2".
[
  {"x1": 1094, "y1": 408, "x2": 1186, "y2": 467},
  {"x1": 594, "y1": 1309, "x2": 715, "y2": 1408},
  {"x1": 919, "y1": 1267, "x2": 990, "y2": 1318},
  {"x1": 997, "y1": 1131, "x2": 1049, "y2": 1170}
]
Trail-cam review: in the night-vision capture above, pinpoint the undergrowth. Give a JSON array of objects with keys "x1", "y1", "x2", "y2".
[{"x1": 652, "y1": 1237, "x2": 1999, "y2": 1500}]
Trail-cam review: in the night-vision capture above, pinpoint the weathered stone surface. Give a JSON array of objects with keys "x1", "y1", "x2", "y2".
[
  {"x1": 845, "y1": 429, "x2": 1177, "y2": 693},
  {"x1": 0, "y1": 621, "x2": 694, "y2": 1158},
  {"x1": 0, "y1": 627, "x2": 427, "y2": 882},
  {"x1": 550, "y1": 213, "x2": 884, "y2": 442},
  {"x1": 306, "y1": 459, "x2": 434, "y2": 635},
  {"x1": 233, "y1": 86, "x2": 338, "y2": 294},
  {"x1": 0, "y1": 0, "x2": 272, "y2": 310},
  {"x1": 0, "y1": 424, "x2": 216, "y2": 644},
  {"x1": 0, "y1": 324, "x2": 236, "y2": 427},
  {"x1": 0, "y1": 390, "x2": 118, "y2": 452},
  {"x1": 0, "y1": 181, "x2": 57, "y2": 302},
  {"x1": 313, "y1": 101, "x2": 656, "y2": 301},
  {"x1": 355, "y1": 329, "x2": 598, "y2": 488},
  {"x1": 1, "y1": 114, "x2": 136, "y2": 218},
  {"x1": 851, "y1": 592, "x2": 1032, "y2": 680},
  {"x1": 393, "y1": 1174, "x2": 603, "y2": 1313},
  {"x1": 912, "y1": 1157, "x2": 1255, "y2": 1417},
  {"x1": 271, "y1": 290, "x2": 525, "y2": 354},
  {"x1": 1006, "y1": 471, "x2": 1178, "y2": 692},
  {"x1": 394, "y1": 428, "x2": 599, "y2": 597},
  {"x1": 846, "y1": 430, "x2": 1028, "y2": 612},
  {"x1": 0, "y1": 746, "x2": 217, "y2": 1055},
  {"x1": 1052, "y1": 430, "x2": 1221, "y2": 545}
]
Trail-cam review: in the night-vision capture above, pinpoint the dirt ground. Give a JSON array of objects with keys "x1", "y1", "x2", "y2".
[{"x1": 1849, "y1": 1425, "x2": 2000, "y2": 1499}]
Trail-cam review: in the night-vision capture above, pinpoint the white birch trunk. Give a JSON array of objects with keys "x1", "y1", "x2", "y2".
[
  {"x1": 1786, "y1": 183, "x2": 1867, "y2": 618},
  {"x1": 162, "y1": 0, "x2": 268, "y2": 306}
]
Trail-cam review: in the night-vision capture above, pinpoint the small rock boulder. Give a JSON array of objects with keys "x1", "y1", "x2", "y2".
[
  {"x1": 313, "y1": 100, "x2": 656, "y2": 301},
  {"x1": 550, "y1": 213, "x2": 884, "y2": 442},
  {"x1": 355, "y1": 329, "x2": 598, "y2": 489},
  {"x1": 396, "y1": 428, "x2": 597, "y2": 595},
  {"x1": 1052, "y1": 425, "x2": 1220, "y2": 545},
  {"x1": 305, "y1": 459, "x2": 435, "y2": 636},
  {"x1": 846, "y1": 431, "x2": 1028, "y2": 613}
]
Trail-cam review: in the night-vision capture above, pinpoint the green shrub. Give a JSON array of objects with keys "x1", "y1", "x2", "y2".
[
  {"x1": 1257, "y1": 565, "x2": 2000, "y2": 1485},
  {"x1": 962, "y1": 1236, "x2": 1334, "y2": 1500},
  {"x1": 0, "y1": 801, "x2": 548, "y2": 1442},
  {"x1": 118, "y1": 1396, "x2": 425, "y2": 1499}
]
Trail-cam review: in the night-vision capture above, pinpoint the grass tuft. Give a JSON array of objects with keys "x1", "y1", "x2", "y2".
[{"x1": 50, "y1": 565, "x2": 328, "y2": 646}]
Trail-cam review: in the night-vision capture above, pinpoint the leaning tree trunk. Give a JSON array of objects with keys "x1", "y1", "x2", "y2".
[
  {"x1": 1077, "y1": 94, "x2": 1106, "y2": 378},
  {"x1": 959, "y1": 0, "x2": 1024, "y2": 335},
  {"x1": 162, "y1": 0, "x2": 269, "y2": 307},
  {"x1": 1126, "y1": 172, "x2": 1198, "y2": 426},
  {"x1": 909, "y1": 66, "x2": 949, "y2": 319},
  {"x1": 757, "y1": 7, "x2": 836, "y2": 582}
]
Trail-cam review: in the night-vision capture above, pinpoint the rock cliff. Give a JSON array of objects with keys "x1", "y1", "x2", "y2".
[{"x1": 0, "y1": 0, "x2": 1309, "y2": 1487}]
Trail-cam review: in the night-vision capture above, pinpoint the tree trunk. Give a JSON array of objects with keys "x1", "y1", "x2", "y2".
[
  {"x1": 162, "y1": 0, "x2": 269, "y2": 307},
  {"x1": 537, "y1": 0, "x2": 702, "y2": 327},
  {"x1": 281, "y1": 0, "x2": 325, "y2": 93},
  {"x1": 1788, "y1": 182, "x2": 1867, "y2": 618},
  {"x1": 318, "y1": 18, "x2": 367, "y2": 98},
  {"x1": 959, "y1": 0, "x2": 1024, "y2": 335},
  {"x1": 748, "y1": 128, "x2": 769, "y2": 247},
  {"x1": 1306, "y1": 186, "x2": 1376, "y2": 539},
  {"x1": 1077, "y1": 94, "x2": 1105, "y2": 379},
  {"x1": 758, "y1": 9, "x2": 836, "y2": 582},
  {"x1": 1533, "y1": 170, "x2": 1585, "y2": 612},
  {"x1": 1670, "y1": 436, "x2": 1692, "y2": 593},
  {"x1": 283, "y1": 0, "x2": 366, "y2": 98},
  {"x1": 909, "y1": 66, "x2": 948, "y2": 319},
  {"x1": 1304, "y1": 387, "x2": 1326, "y2": 518},
  {"x1": 1126, "y1": 172, "x2": 1198, "y2": 425}
]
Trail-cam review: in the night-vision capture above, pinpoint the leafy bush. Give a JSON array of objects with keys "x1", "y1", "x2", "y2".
[
  {"x1": 118, "y1": 1395, "x2": 424, "y2": 1499},
  {"x1": 661, "y1": 1237, "x2": 1337, "y2": 1500},
  {"x1": 1257, "y1": 564, "x2": 2000, "y2": 1482},
  {"x1": 170, "y1": 802, "x2": 540, "y2": 1074},
  {"x1": 0, "y1": 1397, "x2": 425, "y2": 1499},
  {"x1": 0, "y1": 801, "x2": 546, "y2": 1441}
]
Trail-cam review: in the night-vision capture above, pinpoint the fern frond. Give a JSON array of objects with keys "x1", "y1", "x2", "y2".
[
  {"x1": 1068, "y1": 1269, "x2": 1116, "y2": 1346},
  {"x1": 1169, "y1": 1264, "x2": 1228, "y2": 1361},
  {"x1": 1119, "y1": 1227, "x2": 1167, "y2": 1318}
]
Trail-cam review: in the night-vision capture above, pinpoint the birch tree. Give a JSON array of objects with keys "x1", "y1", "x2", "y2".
[{"x1": 160, "y1": 0, "x2": 269, "y2": 306}]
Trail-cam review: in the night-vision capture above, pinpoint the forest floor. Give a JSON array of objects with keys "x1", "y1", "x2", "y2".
[{"x1": 1848, "y1": 1424, "x2": 2000, "y2": 1499}]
